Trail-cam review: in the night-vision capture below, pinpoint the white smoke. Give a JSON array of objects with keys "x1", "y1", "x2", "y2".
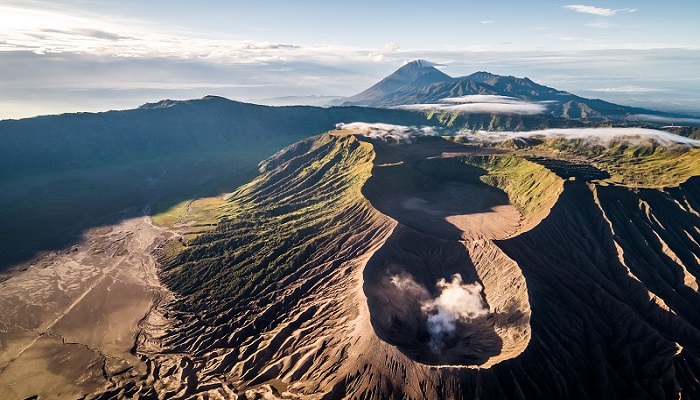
[
  {"x1": 336, "y1": 122, "x2": 439, "y2": 143},
  {"x1": 460, "y1": 127, "x2": 700, "y2": 147},
  {"x1": 389, "y1": 274, "x2": 428, "y2": 293},
  {"x1": 390, "y1": 272, "x2": 489, "y2": 353},
  {"x1": 389, "y1": 273, "x2": 489, "y2": 353},
  {"x1": 421, "y1": 274, "x2": 489, "y2": 353}
]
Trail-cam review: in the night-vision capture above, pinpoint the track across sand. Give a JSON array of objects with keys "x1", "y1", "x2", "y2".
[{"x1": 0, "y1": 212, "x2": 171, "y2": 399}]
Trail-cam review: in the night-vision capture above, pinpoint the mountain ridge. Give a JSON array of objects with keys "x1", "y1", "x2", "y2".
[
  {"x1": 341, "y1": 60, "x2": 696, "y2": 123},
  {"x1": 342, "y1": 59, "x2": 456, "y2": 106},
  {"x1": 94, "y1": 130, "x2": 700, "y2": 399}
]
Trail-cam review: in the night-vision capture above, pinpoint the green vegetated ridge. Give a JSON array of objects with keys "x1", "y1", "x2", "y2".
[
  {"x1": 427, "y1": 110, "x2": 589, "y2": 130},
  {"x1": 405, "y1": 154, "x2": 563, "y2": 229},
  {"x1": 128, "y1": 128, "x2": 700, "y2": 399},
  {"x1": 464, "y1": 155, "x2": 564, "y2": 227},
  {"x1": 158, "y1": 132, "x2": 386, "y2": 316},
  {"x1": 526, "y1": 137, "x2": 700, "y2": 188}
]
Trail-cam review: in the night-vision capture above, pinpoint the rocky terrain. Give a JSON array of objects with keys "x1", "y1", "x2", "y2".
[
  {"x1": 0, "y1": 209, "x2": 171, "y2": 398},
  {"x1": 61, "y1": 125, "x2": 700, "y2": 399}
]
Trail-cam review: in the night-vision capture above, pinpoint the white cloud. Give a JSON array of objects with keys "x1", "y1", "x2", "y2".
[
  {"x1": 592, "y1": 86, "x2": 667, "y2": 93},
  {"x1": 335, "y1": 122, "x2": 439, "y2": 143},
  {"x1": 440, "y1": 95, "x2": 529, "y2": 104},
  {"x1": 564, "y1": 4, "x2": 637, "y2": 17},
  {"x1": 369, "y1": 42, "x2": 400, "y2": 62},
  {"x1": 586, "y1": 21, "x2": 613, "y2": 28},
  {"x1": 631, "y1": 114, "x2": 700, "y2": 126},
  {"x1": 460, "y1": 127, "x2": 700, "y2": 147},
  {"x1": 481, "y1": 20, "x2": 495, "y2": 24},
  {"x1": 396, "y1": 95, "x2": 549, "y2": 115},
  {"x1": 333, "y1": 123, "x2": 700, "y2": 151},
  {"x1": 0, "y1": 3, "x2": 379, "y2": 64}
]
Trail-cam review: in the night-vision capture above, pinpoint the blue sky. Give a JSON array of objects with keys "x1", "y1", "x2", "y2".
[{"x1": 1, "y1": 0, "x2": 699, "y2": 119}]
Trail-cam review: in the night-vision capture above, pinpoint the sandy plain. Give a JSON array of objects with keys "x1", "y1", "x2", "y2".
[{"x1": 0, "y1": 211, "x2": 170, "y2": 399}]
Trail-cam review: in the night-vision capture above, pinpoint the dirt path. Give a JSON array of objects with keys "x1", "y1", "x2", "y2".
[{"x1": 0, "y1": 213, "x2": 171, "y2": 399}]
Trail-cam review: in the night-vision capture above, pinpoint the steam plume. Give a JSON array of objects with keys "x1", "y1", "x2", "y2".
[
  {"x1": 421, "y1": 274, "x2": 488, "y2": 353},
  {"x1": 390, "y1": 273, "x2": 489, "y2": 353}
]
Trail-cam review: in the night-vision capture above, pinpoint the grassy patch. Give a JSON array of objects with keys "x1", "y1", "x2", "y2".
[
  {"x1": 527, "y1": 137, "x2": 700, "y2": 188},
  {"x1": 159, "y1": 133, "x2": 383, "y2": 316},
  {"x1": 448, "y1": 155, "x2": 565, "y2": 229},
  {"x1": 594, "y1": 146, "x2": 700, "y2": 188}
]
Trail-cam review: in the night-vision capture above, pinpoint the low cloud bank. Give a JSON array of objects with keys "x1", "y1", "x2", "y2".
[
  {"x1": 631, "y1": 114, "x2": 700, "y2": 126},
  {"x1": 461, "y1": 127, "x2": 700, "y2": 147},
  {"x1": 338, "y1": 123, "x2": 699, "y2": 147},
  {"x1": 336, "y1": 122, "x2": 439, "y2": 143},
  {"x1": 563, "y1": 4, "x2": 636, "y2": 16},
  {"x1": 390, "y1": 273, "x2": 489, "y2": 353},
  {"x1": 396, "y1": 95, "x2": 549, "y2": 115},
  {"x1": 440, "y1": 95, "x2": 535, "y2": 104}
]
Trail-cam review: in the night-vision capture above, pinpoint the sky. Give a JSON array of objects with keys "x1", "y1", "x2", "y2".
[{"x1": 1, "y1": 0, "x2": 699, "y2": 119}]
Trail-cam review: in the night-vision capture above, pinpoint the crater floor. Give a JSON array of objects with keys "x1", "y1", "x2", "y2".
[{"x1": 361, "y1": 138, "x2": 534, "y2": 367}]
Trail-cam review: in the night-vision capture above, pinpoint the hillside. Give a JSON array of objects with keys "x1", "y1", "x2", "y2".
[
  {"x1": 0, "y1": 99, "x2": 443, "y2": 271},
  {"x1": 0, "y1": 96, "x2": 629, "y2": 271},
  {"x1": 0, "y1": 96, "x2": 441, "y2": 179},
  {"x1": 90, "y1": 126, "x2": 700, "y2": 399}
]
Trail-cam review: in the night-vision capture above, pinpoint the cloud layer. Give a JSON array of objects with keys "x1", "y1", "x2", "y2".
[
  {"x1": 564, "y1": 4, "x2": 637, "y2": 16},
  {"x1": 462, "y1": 127, "x2": 700, "y2": 147},
  {"x1": 338, "y1": 123, "x2": 700, "y2": 147},
  {"x1": 336, "y1": 122, "x2": 439, "y2": 143},
  {"x1": 396, "y1": 95, "x2": 549, "y2": 115}
]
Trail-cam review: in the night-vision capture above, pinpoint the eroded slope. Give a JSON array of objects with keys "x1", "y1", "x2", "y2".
[{"x1": 95, "y1": 131, "x2": 700, "y2": 399}]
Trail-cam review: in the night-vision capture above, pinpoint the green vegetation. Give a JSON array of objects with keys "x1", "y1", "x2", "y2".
[
  {"x1": 425, "y1": 111, "x2": 591, "y2": 132},
  {"x1": 159, "y1": 133, "x2": 384, "y2": 316},
  {"x1": 592, "y1": 143, "x2": 700, "y2": 188},
  {"x1": 148, "y1": 147, "x2": 275, "y2": 231},
  {"x1": 528, "y1": 137, "x2": 700, "y2": 188},
  {"x1": 464, "y1": 156, "x2": 563, "y2": 224},
  {"x1": 411, "y1": 155, "x2": 563, "y2": 227}
]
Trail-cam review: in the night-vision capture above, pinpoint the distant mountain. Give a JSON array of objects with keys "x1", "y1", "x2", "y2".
[
  {"x1": 0, "y1": 97, "x2": 456, "y2": 270},
  {"x1": 250, "y1": 95, "x2": 344, "y2": 107},
  {"x1": 0, "y1": 96, "x2": 441, "y2": 179},
  {"x1": 342, "y1": 60, "x2": 456, "y2": 106},
  {"x1": 342, "y1": 60, "x2": 694, "y2": 122}
]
